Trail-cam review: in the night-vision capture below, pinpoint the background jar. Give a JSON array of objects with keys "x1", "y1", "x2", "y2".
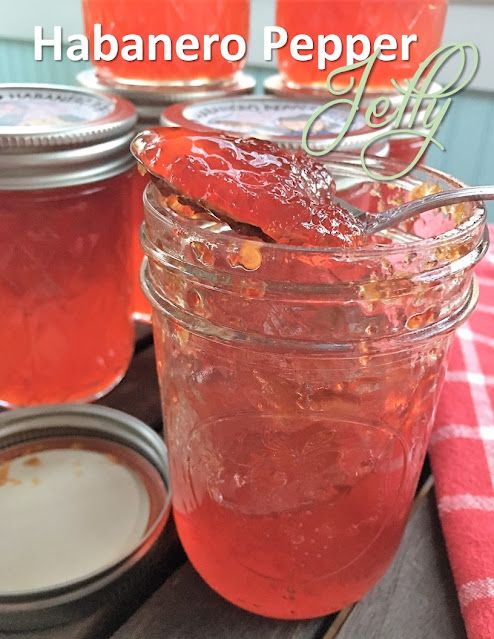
[
  {"x1": 264, "y1": 68, "x2": 442, "y2": 170},
  {"x1": 82, "y1": 0, "x2": 250, "y2": 87},
  {"x1": 78, "y1": 70, "x2": 256, "y2": 324},
  {"x1": 0, "y1": 84, "x2": 137, "y2": 407},
  {"x1": 274, "y1": 0, "x2": 448, "y2": 90},
  {"x1": 138, "y1": 150, "x2": 487, "y2": 619},
  {"x1": 160, "y1": 95, "x2": 390, "y2": 161}
]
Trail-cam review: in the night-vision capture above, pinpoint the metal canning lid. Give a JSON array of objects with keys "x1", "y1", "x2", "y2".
[
  {"x1": 0, "y1": 83, "x2": 138, "y2": 189},
  {"x1": 264, "y1": 73, "x2": 443, "y2": 110},
  {"x1": 160, "y1": 95, "x2": 389, "y2": 154},
  {"x1": 0, "y1": 404, "x2": 170, "y2": 632},
  {"x1": 77, "y1": 69, "x2": 256, "y2": 121}
]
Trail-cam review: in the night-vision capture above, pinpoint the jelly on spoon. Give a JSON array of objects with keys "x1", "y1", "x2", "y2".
[{"x1": 131, "y1": 127, "x2": 365, "y2": 248}]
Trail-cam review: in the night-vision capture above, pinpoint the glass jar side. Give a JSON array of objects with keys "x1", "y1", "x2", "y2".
[
  {"x1": 275, "y1": 0, "x2": 448, "y2": 89},
  {"x1": 0, "y1": 171, "x2": 135, "y2": 407},
  {"x1": 131, "y1": 169, "x2": 153, "y2": 323},
  {"x1": 82, "y1": 0, "x2": 250, "y2": 86},
  {"x1": 150, "y1": 307, "x2": 451, "y2": 617}
]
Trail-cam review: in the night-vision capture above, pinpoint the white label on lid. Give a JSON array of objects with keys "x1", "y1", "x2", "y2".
[
  {"x1": 0, "y1": 88, "x2": 114, "y2": 130},
  {"x1": 0, "y1": 448, "x2": 150, "y2": 593},
  {"x1": 182, "y1": 98, "x2": 367, "y2": 139}
]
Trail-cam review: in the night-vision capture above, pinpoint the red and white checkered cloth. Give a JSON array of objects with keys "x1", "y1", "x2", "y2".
[{"x1": 430, "y1": 225, "x2": 494, "y2": 639}]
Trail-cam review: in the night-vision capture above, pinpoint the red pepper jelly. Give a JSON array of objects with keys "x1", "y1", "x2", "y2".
[
  {"x1": 0, "y1": 84, "x2": 138, "y2": 407},
  {"x1": 132, "y1": 126, "x2": 364, "y2": 247},
  {"x1": 82, "y1": 0, "x2": 250, "y2": 87},
  {"x1": 274, "y1": 0, "x2": 448, "y2": 90}
]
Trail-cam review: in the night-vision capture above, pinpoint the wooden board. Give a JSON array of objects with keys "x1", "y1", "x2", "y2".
[
  {"x1": 111, "y1": 563, "x2": 327, "y2": 639},
  {"x1": 134, "y1": 322, "x2": 153, "y2": 349},
  {"x1": 0, "y1": 524, "x2": 183, "y2": 639}
]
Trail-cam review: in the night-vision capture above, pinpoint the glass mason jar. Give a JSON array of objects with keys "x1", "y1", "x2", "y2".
[
  {"x1": 82, "y1": 0, "x2": 250, "y2": 87},
  {"x1": 275, "y1": 0, "x2": 448, "y2": 90},
  {"x1": 139, "y1": 154, "x2": 487, "y2": 619},
  {"x1": 0, "y1": 84, "x2": 137, "y2": 407}
]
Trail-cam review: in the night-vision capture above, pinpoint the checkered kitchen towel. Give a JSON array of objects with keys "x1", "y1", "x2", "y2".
[{"x1": 430, "y1": 226, "x2": 494, "y2": 639}]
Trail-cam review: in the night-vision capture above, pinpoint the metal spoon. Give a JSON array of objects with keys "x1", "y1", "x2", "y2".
[{"x1": 334, "y1": 185, "x2": 494, "y2": 235}]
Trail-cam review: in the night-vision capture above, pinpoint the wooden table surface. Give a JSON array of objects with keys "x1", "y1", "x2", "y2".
[{"x1": 3, "y1": 325, "x2": 468, "y2": 639}]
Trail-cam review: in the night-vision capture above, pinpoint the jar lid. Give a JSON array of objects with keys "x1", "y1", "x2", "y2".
[
  {"x1": 0, "y1": 84, "x2": 138, "y2": 189},
  {"x1": 77, "y1": 69, "x2": 256, "y2": 122},
  {"x1": 264, "y1": 74, "x2": 443, "y2": 109},
  {"x1": 160, "y1": 95, "x2": 389, "y2": 154},
  {"x1": 0, "y1": 404, "x2": 170, "y2": 632}
]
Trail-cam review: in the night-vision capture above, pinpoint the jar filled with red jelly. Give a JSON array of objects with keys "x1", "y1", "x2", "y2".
[
  {"x1": 132, "y1": 128, "x2": 487, "y2": 619},
  {"x1": 274, "y1": 0, "x2": 448, "y2": 90},
  {"x1": 78, "y1": 69, "x2": 256, "y2": 323},
  {"x1": 0, "y1": 84, "x2": 138, "y2": 407},
  {"x1": 82, "y1": 0, "x2": 250, "y2": 87}
]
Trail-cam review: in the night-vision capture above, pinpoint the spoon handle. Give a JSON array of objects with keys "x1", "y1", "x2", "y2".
[{"x1": 366, "y1": 185, "x2": 494, "y2": 235}]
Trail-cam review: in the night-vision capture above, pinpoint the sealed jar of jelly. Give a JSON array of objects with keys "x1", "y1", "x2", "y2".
[
  {"x1": 262, "y1": 84, "x2": 443, "y2": 166},
  {"x1": 133, "y1": 127, "x2": 487, "y2": 618},
  {"x1": 78, "y1": 70, "x2": 256, "y2": 323},
  {"x1": 160, "y1": 95, "x2": 389, "y2": 156},
  {"x1": 82, "y1": 0, "x2": 250, "y2": 87},
  {"x1": 0, "y1": 84, "x2": 138, "y2": 407},
  {"x1": 274, "y1": 0, "x2": 447, "y2": 90}
]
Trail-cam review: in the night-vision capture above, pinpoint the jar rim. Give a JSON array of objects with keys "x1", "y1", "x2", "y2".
[
  {"x1": 141, "y1": 154, "x2": 487, "y2": 352},
  {"x1": 140, "y1": 256, "x2": 481, "y2": 353},
  {"x1": 142, "y1": 153, "x2": 486, "y2": 258}
]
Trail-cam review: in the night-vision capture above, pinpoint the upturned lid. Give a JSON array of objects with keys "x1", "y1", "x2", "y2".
[
  {"x1": 0, "y1": 84, "x2": 138, "y2": 190},
  {"x1": 0, "y1": 404, "x2": 170, "y2": 632}
]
